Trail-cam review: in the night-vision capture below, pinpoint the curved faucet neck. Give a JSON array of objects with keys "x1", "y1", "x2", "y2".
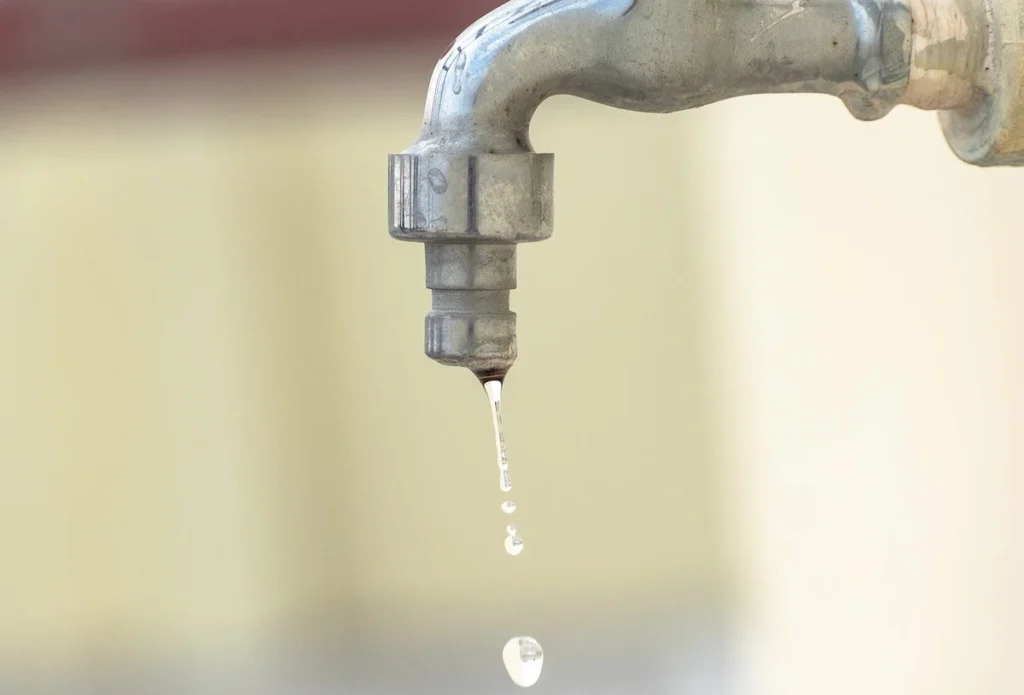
[
  {"x1": 391, "y1": 0, "x2": 996, "y2": 375},
  {"x1": 407, "y1": 0, "x2": 983, "y2": 157}
]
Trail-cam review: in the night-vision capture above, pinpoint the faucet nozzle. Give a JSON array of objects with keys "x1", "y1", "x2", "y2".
[{"x1": 389, "y1": 152, "x2": 553, "y2": 375}]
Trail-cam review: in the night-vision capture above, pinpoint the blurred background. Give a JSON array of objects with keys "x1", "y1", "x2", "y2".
[{"x1": 0, "y1": 1, "x2": 1022, "y2": 693}]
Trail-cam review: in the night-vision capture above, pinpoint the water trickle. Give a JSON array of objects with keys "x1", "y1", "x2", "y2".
[
  {"x1": 479, "y1": 379, "x2": 541, "y2": 681},
  {"x1": 486, "y1": 379, "x2": 522, "y2": 554},
  {"x1": 502, "y1": 636, "x2": 544, "y2": 688},
  {"x1": 485, "y1": 380, "x2": 512, "y2": 493}
]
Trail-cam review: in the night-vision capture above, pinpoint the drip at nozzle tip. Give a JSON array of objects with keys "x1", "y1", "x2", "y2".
[{"x1": 474, "y1": 368, "x2": 508, "y2": 386}]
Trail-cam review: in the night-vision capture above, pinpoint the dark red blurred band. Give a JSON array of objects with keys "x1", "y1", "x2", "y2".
[{"x1": 0, "y1": 0, "x2": 501, "y2": 75}]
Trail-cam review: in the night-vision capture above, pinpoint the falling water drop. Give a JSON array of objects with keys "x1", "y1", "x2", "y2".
[
  {"x1": 504, "y1": 534, "x2": 524, "y2": 556},
  {"x1": 506, "y1": 524, "x2": 517, "y2": 536},
  {"x1": 501, "y1": 501, "x2": 517, "y2": 514},
  {"x1": 502, "y1": 636, "x2": 544, "y2": 688}
]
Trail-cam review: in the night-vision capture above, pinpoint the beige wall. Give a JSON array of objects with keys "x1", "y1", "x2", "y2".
[
  {"x1": 708, "y1": 95, "x2": 1024, "y2": 695},
  {"x1": 0, "y1": 49, "x2": 1021, "y2": 694}
]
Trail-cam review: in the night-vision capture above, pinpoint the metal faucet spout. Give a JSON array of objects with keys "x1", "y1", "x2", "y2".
[{"x1": 390, "y1": 0, "x2": 1008, "y2": 376}]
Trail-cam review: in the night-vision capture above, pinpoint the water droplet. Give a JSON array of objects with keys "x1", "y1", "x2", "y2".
[
  {"x1": 506, "y1": 524, "x2": 517, "y2": 536},
  {"x1": 501, "y1": 501, "x2": 517, "y2": 514},
  {"x1": 504, "y1": 534, "x2": 524, "y2": 556},
  {"x1": 452, "y1": 51, "x2": 467, "y2": 94},
  {"x1": 502, "y1": 636, "x2": 543, "y2": 687},
  {"x1": 427, "y1": 168, "x2": 448, "y2": 194}
]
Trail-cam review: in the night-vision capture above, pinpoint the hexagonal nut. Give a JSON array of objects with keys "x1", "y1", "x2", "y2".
[
  {"x1": 389, "y1": 152, "x2": 554, "y2": 243},
  {"x1": 425, "y1": 310, "x2": 517, "y2": 375}
]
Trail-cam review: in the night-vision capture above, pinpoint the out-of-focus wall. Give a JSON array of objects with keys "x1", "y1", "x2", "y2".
[{"x1": 707, "y1": 96, "x2": 1024, "y2": 695}]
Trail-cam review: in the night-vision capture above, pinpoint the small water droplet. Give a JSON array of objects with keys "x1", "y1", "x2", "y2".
[
  {"x1": 506, "y1": 524, "x2": 517, "y2": 536},
  {"x1": 502, "y1": 636, "x2": 543, "y2": 687},
  {"x1": 501, "y1": 501, "x2": 517, "y2": 514},
  {"x1": 452, "y1": 51, "x2": 467, "y2": 94},
  {"x1": 504, "y1": 534, "x2": 524, "y2": 556}
]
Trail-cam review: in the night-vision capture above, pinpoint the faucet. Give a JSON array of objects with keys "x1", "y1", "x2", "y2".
[{"x1": 389, "y1": 0, "x2": 1023, "y2": 380}]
